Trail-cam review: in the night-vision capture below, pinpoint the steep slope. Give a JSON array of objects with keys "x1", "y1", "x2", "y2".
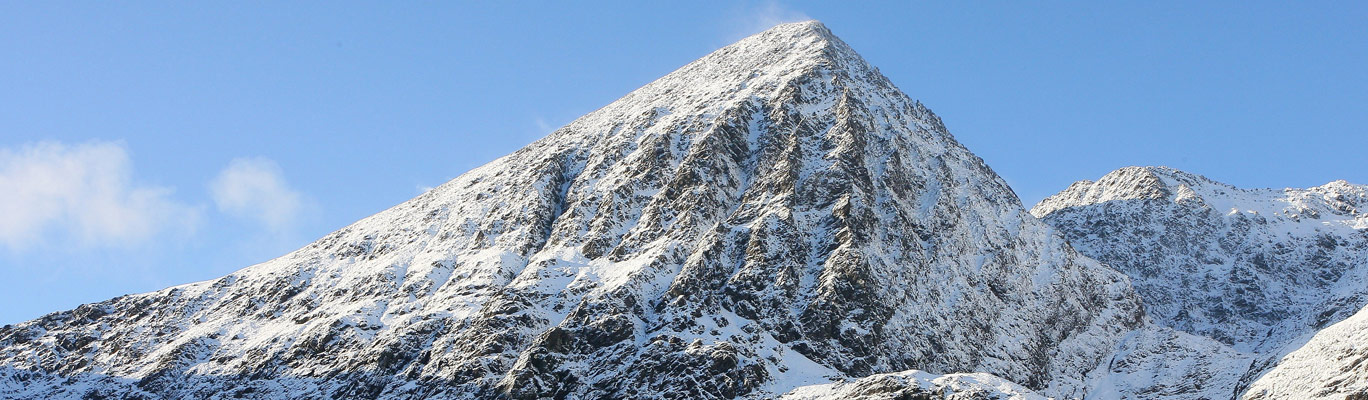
[
  {"x1": 1033, "y1": 166, "x2": 1368, "y2": 397},
  {"x1": 1081, "y1": 325, "x2": 1254, "y2": 400},
  {"x1": 0, "y1": 21, "x2": 1144, "y2": 399},
  {"x1": 1243, "y1": 303, "x2": 1368, "y2": 399}
]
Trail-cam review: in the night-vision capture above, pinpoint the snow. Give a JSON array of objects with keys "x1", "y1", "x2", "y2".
[
  {"x1": 1243, "y1": 303, "x2": 1368, "y2": 399},
  {"x1": 780, "y1": 369, "x2": 1047, "y2": 400}
]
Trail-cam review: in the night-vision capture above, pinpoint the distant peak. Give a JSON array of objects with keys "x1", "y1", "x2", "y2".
[
  {"x1": 1030, "y1": 166, "x2": 1234, "y2": 217},
  {"x1": 1107, "y1": 166, "x2": 1214, "y2": 185},
  {"x1": 1090, "y1": 166, "x2": 1184, "y2": 198},
  {"x1": 1315, "y1": 179, "x2": 1366, "y2": 193},
  {"x1": 1032, "y1": 166, "x2": 1368, "y2": 221},
  {"x1": 1090, "y1": 166, "x2": 1236, "y2": 195}
]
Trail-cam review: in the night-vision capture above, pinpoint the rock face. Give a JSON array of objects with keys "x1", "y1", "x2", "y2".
[
  {"x1": 1033, "y1": 166, "x2": 1368, "y2": 352},
  {"x1": 0, "y1": 21, "x2": 1145, "y2": 399},
  {"x1": 1034, "y1": 166, "x2": 1368, "y2": 399}
]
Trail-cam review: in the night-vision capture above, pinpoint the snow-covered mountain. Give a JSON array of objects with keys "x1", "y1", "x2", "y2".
[
  {"x1": 0, "y1": 21, "x2": 1148, "y2": 399},
  {"x1": 1034, "y1": 166, "x2": 1368, "y2": 398}
]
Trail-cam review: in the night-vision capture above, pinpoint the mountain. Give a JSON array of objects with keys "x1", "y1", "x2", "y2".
[
  {"x1": 0, "y1": 21, "x2": 1147, "y2": 399},
  {"x1": 1033, "y1": 166, "x2": 1368, "y2": 398}
]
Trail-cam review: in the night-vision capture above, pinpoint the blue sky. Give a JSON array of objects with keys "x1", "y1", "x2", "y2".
[{"x1": 1, "y1": 2, "x2": 1364, "y2": 324}]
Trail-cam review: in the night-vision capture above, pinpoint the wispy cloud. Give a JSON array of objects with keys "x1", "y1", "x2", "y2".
[
  {"x1": 727, "y1": 0, "x2": 812, "y2": 39},
  {"x1": 0, "y1": 141, "x2": 200, "y2": 250},
  {"x1": 210, "y1": 157, "x2": 309, "y2": 233},
  {"x1": 534, "y1": 117, "x2": 555, "y2": 134}
]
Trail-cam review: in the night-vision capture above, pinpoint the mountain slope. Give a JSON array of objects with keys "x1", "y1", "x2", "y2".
[
  {"x1": 1243, "y1": 302, "x2": 1368, "y2": 399},
  {"x1": 1081, "y1": 325, "x2": 1253, "y2": 400},
  {"x1": 0, "y1": 21, "x2": 1145, "y2": 399},
  {"x1": 1033, "y1": 166, "x2": 1368, "y2": 397}
]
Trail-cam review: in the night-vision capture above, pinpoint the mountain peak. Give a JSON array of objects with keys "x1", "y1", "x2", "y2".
[
  {"x1": 605, "y1": 19, "x2": 874, "y2": 102},
  {"x1": 1030, "y1": 166, "x2": 1236, "y2": 217},
  {"x1": 735, "y1": 20, "x2": 840, "y2": 57},
  {"x1": 757, "y1": 20, "x2": 832, "y2": 38},
  {"x1": 542, "y1": 19, "x2": 944, "y2": 166}
]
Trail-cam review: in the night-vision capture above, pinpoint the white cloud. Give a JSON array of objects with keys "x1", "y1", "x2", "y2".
[
  {"x1": 210, "y1": 157, "x2": 307, "y2": 232},
  {"x1": 534, "y1": 117, "x2": 555, "y2": 134},
  {"x1": 728, "y1": 0, "x2": 812, "y2": 39},
  {"x1": 0, "y1": 141, "x2": 200, "y2": 250}
]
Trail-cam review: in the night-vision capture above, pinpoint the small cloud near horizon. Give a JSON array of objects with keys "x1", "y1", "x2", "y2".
[
  {"x1": 0, "y1": 141, "x2": 200, "y2": 251},
  {"x1": 534, "y1": 117, "x2": 556, "y2": 135},
  {"x1": 210, "y1": 157, "x2": 310, "y2": 233}
]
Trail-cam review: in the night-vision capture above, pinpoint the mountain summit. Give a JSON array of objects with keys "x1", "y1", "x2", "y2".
[{"x1": 1, "y1": 21, "x2": 1145, "y2": 399}]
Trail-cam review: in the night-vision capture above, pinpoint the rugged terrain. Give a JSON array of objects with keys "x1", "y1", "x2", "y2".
[
  {"x1": 0, "y1": 21, "x2": 1146, "y2": 399},
  {"x1": 1034, "y1": 166, "x2": 1368, "y2": 399},
  {"x1": 4, "y1": 20, "x2": 1365, "y2": 400}
]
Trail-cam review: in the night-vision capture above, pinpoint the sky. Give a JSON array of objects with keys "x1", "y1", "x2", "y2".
[{"x1": 1, "y1": 1, "x2": 1365, "y2": 325}]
